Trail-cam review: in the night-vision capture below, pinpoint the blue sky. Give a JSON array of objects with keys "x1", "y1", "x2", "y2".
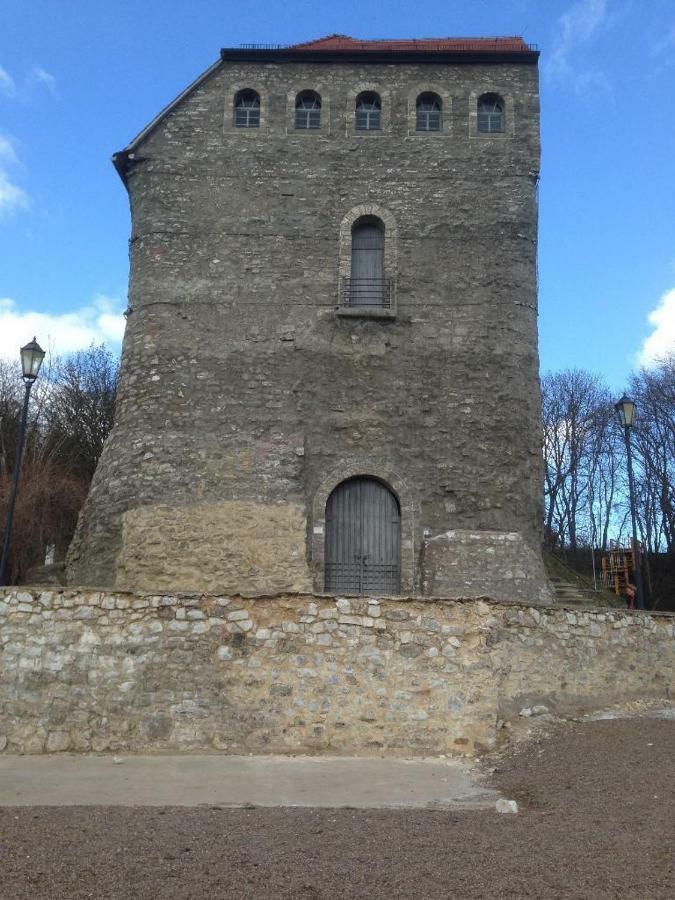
[{"x1": 1, "y1": 0, "x2": 674, "y2": 388}]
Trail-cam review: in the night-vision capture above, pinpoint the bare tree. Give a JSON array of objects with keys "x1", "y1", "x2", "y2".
[
  {"x1": 542, "y1": 355, "x2": 674, "y2": 606},
  {"x1": 627, "y1": 354, "x2": 675, "y2": 553},
  {"x1": 541, "y1": 369, "x2": 613, "y2": 552},
  {"x1": 45, "y1": 345, "x2": 118, "y2": 480},
  {"x1": 0, "y1": 359, "x2": 23, "y2": 477},
  {"x1": 0, "y1": 344, "x2": 119, "y2": 582},
  {"x1": 586, "y1": 401, "x2": 621, "y2": 552}
]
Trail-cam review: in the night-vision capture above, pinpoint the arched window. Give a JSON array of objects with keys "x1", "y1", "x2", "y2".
[
  {"x1": 349, "y1": 216, "x2": 385, "y2": 307},
  {"x1": 325, "y1": 476, "x2": 400, "y2": 594},
  {"x1": 355, "y1": 92, "x2": 381, "y2": 131},
  {"x1": 234, "y1": 90, "x2": 260, "y2": 128},
  {"x1": 416, "y1": 92, "x2": 442, "y2": 132},
  {"x1": 295, "y1": 91, "x2": 321, "y2": 129},
  {"x1": 477, "y1": 93, "x2": 504, "y2": 133}
]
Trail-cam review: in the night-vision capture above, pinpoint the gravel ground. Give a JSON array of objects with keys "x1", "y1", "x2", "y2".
[{"x1": 1, "y1": 716, "x2": 673, "y2": 899}]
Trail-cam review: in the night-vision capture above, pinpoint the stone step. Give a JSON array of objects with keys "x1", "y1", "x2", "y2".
[{"x1": 548, "y1": 577, "x2": 612, "y2": 607}]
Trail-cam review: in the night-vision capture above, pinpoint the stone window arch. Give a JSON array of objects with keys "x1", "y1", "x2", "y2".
[
  {"x1": 355, "y1": 91, "x2": 381, "y2": 130},
  {"x1": 469, "y1": 88, "x2": 514, "y2": 138},
  {"x1": 477, "y1": 93, "x2": 504, "y2": 133},
  {"x1": 416, "y1": 92, "x2": 442, "y2": 132},
  {"x1": 224, "y1": 83, "x2": 269, "y2": 134},
  {"x1": 337, "y1": 205, "x2": 398, "y2": 316},
  {"x1": 346, "y1": 84, "x2": 391, "y2": 135},
  {"x1": 234, "y1": 89, "x2": 260, "y2": 128},
  {"x1": 295, "y1": 90, "x2": 322, "y2": 129},
  {"x1": 286, "y1": 85, "x2": 331, "y2": 134},
  {"x1": 407, "y1": 84, "x2": 451, "y2": 135},
  {"x1": 311, "y1": 462, "x2": 418, "y2": 594},
  {"x1": 350, "y1": 216, "x2": 385, "y2": 306}
]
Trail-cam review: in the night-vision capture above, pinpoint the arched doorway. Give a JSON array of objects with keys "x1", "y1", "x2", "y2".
[{"x1": 324, "y1": 477, "x2": 401, "y2": 595}]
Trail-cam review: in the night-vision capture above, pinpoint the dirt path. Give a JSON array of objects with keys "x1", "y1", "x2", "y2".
[{"x1": 0, "y1": 717, "x2": 673, "y2": 898}]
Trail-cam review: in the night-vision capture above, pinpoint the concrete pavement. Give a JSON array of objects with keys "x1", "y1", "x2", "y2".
[{"x1": 0, "y1": 754, "x2": 499, "y2": 809}]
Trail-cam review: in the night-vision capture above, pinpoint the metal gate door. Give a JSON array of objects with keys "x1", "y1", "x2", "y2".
[{"x1": 324, "y1": 477, "x2": 401, "y2": 595}]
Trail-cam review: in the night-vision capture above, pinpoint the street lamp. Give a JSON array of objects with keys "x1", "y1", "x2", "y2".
[
  {"x1": 614, "y1": 394, "x2": 645, "y2": 611},
  {"x1": 0, "y1": 338, "x2": 46, "y2": 586}
]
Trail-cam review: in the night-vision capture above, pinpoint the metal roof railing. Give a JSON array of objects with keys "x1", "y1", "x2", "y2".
[{"x1": 238, "y1": 43, "x2": 286, "y2": 50}]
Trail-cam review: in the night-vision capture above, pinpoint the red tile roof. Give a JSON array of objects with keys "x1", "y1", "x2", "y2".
[{"x1": 289, "y1": 34, "x2": 532, "y2": 53}]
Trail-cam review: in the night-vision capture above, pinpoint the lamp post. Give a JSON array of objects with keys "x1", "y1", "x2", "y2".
[
  {"x1": 0, "y1": 338, "x2": 46, "y2": 586},
  {"x1": 614, "y1": 394, "x2": 645, "y2": 611}
]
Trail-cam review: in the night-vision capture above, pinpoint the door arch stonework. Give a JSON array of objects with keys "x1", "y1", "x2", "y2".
[
  {"x1": 325, "y1": 476, "x2": 401, "y2": 594},
  {"x1": 311, "y1": 464, "x2": 418, "y2": 595}
]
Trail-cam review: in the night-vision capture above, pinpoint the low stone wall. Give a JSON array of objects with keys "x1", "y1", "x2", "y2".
[{"x1": 0, "y1": 588, "x2": 672, "y2": 756}]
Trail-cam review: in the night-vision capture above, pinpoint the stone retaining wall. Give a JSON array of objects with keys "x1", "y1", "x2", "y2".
[{"x1": 0, "y1": 588, "x2": 672, "y2": 756}]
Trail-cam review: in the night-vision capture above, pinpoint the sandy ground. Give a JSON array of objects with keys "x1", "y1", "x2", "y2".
[{"x1": 0, "y1": 716, "x2": 673, "y2": 899}]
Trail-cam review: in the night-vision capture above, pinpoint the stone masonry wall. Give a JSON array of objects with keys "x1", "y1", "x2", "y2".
[
  {"x1": 67, "y1": 54, "x2": 545, "y2": 600},
  {"x1": 115, "y1": 501, "x2": 312, "y2": 593},
  {"x1": 421, "y1": 530, "x2": 551, "y2": 604},
  {"x1": 1, "y1": 588, "x2": 671, "y2": 756}
]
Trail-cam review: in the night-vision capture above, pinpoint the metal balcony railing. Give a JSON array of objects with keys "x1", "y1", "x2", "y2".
[{"x1": 339, "y1": 277, "x2": 395, "y2": 310}]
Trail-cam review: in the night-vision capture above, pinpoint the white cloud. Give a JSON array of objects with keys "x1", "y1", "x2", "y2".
[
  {"x1": 0, "y1": 171, "x2": 28, "y2": 215},
  {"x1": 0, "y1": 133, "x2": 28, "y2": 216},
  {"x1": 28, "y1": 66, "x2": 58, "y2": 98},
  {"x1": 0, "y1": 65, "x2": 16, "y2": 98},
  {"x1": 0, "y1": 63, "x2": 58, "y2": 100},
  {"x1": 0, "y1": 295, "x2": 126, "y2": 360},
  {"x1": 0, "y1": 65, "x2": 57, "y2": 216},
  {"x1": 547, "y1": 0, "x2": 611, "y2": 91},
  {"x1": 637, "y1": 288, "x2": 675, "y2": 366},
  {"x1": 0, "y1": 134, "x2": 18, "y2": 164}
]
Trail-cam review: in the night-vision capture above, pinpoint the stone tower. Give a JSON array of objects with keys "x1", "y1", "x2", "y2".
[{"x1": 67, "y1": 34, "x2": 550, "y2": 603}]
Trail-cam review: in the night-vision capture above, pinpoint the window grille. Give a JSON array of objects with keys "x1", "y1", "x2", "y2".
[
  {"x1": 355, "y1": 92, "x2": 381, "y2": 131},
  {"x1": 416, "y1": 93, "x2": 442, "y2": 131},
  {"x1": 349, "y1": 218, "x2": 386, "y2": 306},
  {"x1": 295, "y1": 91, "x2": 321, "y2": 129},
  {"x1": 477, "y1": 93, "x2": 504, "y2": 133},
  {"x1": 234, "y1": 90, "x2": 260, "y2": 128}
]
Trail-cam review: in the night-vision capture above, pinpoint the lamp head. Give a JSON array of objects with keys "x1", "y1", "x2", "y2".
[
  {"x1": 614, "y1": 394, "x2": 636, "y2": 429},
  {"x1": 20, "y1": 337, "x2": 46, "y2": 383}
]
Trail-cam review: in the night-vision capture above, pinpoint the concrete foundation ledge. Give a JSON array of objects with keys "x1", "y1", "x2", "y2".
[{"x1": 0, "y1": 588, "x2": 672, "y2": 758}]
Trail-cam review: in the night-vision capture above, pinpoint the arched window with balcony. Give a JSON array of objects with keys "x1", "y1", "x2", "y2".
[
  {"x1": 295, "y1": 91, "x2": 321, "y2": 129},
  {"x1": 355, "y1": 92, "x2": 381, "y2": 131},
  {"x1": 348, "y1": 216, "x2": 386, "y2": 307},
  {"x1": 477, "y1": 93, "x2": 505, "y2": 133},
  {"x1": 338, "y1": 205, "x2": 397, "y2": 316},
  {"x1": 416, "y1": 92, "x2": 442, "y2": 132},
  {"x1": 234, "y1": 89, "x2": 261, "y2": 128}
]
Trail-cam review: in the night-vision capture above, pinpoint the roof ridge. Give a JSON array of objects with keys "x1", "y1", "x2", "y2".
[
  {"x1": 290, "y1": 33, "x2": 352, "y2": 49},
  {"x1": 285, "y1": 34, "x2": 532, "y2": 52},
  {"x1": 289, "y1": 34, "x2": 527, "y2": 44}
]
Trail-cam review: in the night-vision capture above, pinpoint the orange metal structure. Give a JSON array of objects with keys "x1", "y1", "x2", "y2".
[{"x1": 600, "y1": 541, "x2": 639, "y2": 596}]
